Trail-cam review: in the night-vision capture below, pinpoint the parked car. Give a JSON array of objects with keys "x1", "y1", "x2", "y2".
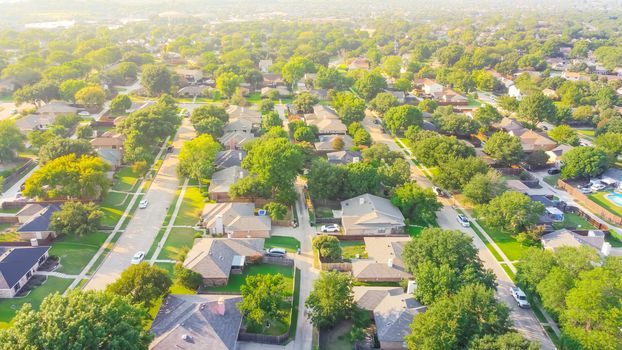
[
  {"x1": 10, "y1": 109, "x2": 17, "y2": 115},
  {"x1": 579, "y1": 187, "x2": 592, "y2": 194},
  {"x1": 457, "y1": 214, "x2": 470, "y2": 227},
  {"x1": 433, "y1": 186, "x2": 446, "y2": 197},
  {"x1": 547, "y1": 168, "x2": 561, "y2": 175},
  {"x1": 511, "y1": 287, "x2": 530, "y2": 308},
  {"x1": 590, "y1": 181, "x2": 607, "y2": 191},
  {"x1": 138, "y1": 199, "x2": 149, "y2": 209},
  {"x1": 320, "y1": 224, "x2": 340, "y2": 233},
  {"x1": 131, "y1": 251, "x2": 145, "y2": 264},
  {"x1": 78, "y1": 111, "x2": 91, "y2": 117},
  {"x1": 266, "y1": 248, "x2": 287, "y2": 258}
]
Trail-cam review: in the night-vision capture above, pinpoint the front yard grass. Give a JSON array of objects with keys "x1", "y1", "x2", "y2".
[
  {"x1": 112, "y1": 167, "x2": 141, "y2": 192},
  {"x1": 543, "y1": 174, "x2": 560, "y2": 187},
  {"x1": 265, "y1": 236, "x2": 300, "y2": 253},
  {"x1": 475, "y1": 219, "x2": 527, "y2": 261},
  {"x1": 0, "y1": 277, "x2": 72, "y2": 328},
  {"x1": 99, "y1": 191, "x2": 131, "y2": 227},
  {"x1": 49, "y1": 231, "x2": 109, "y2": 275},
  {"x1": 340, "y1": 241, "x2": 367, "y2": 259},
  {"x1": 158, "y1": 227, "x2": 198, "y2": 261},
  {"x1": 173, "y1": 186, "x2": 205, "y2": 226},
  {"x1": 207, "y1": 264, "x2": 294, "y2": 294}
]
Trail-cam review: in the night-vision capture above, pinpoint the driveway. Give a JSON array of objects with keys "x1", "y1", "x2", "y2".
[
  {"x1": 84, "y1": 118, "x2": 195, "y2": 290},
  {"x1": 361, "y1": 114, "x2": 555, "y2": 349}
]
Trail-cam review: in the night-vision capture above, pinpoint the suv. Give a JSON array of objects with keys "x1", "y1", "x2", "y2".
[
  {"x1": 511, "y1": 287, "x2": 530, "y2": 308},
  {"x1": 320, "y1": 224, "x2": 340, "y2": 233},
  {"x1": 266, "y1": 248, "x2": 286, "y2": 258},
  {"x1": 131, "y1": 251, "x2": 145, "y2": 264},
  {"x1": 547, "y1": 168, "x2": 560, "y2": 175},
  {"x1": 433, "y1": 186, "x2": 445, "y2": 197},
  {"x1": 457, "y1": 214, "x2": 470, "y2": 227}
]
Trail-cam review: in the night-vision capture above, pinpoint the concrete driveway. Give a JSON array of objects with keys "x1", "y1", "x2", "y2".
[
  {"x1": 362, "y1": 113, "x2": 555, "y2": 349},
  {"x1": 84, "y1": 118, "x2": 195, "y2": 290}
]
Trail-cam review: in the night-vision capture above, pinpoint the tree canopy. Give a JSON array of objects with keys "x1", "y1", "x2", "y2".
[{"x1": 106, "y1": 262, "x2": 171, "y2": 308}]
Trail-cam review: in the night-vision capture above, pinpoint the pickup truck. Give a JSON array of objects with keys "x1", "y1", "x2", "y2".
[{"x1": 511, "y1": 287, "x2": 530, "y2": 308}]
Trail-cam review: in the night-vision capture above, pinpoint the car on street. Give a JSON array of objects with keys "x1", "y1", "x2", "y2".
[
  {"x1": 138, "y1": 199, "x2": 149, "y2": 209},
  {"x1": 457, "y1": 214, "x2": 470, "y2": 227},
  {"x1": 131, "y1": 251, "x2": 145, "y2": 264},
  {"x1": 78, "y1": 111, "x2": 91, "y2": 117},
  {"x1": 511, "y1": 287, "x2": 531, "y2": 308},
  {"x1": 320, "y1": 224, "x2": 340, "y2": 233},
  {"x1": 10, "y1": 109, "x2": 17, "y2": 115},
  {"x1": 433, "y1": 186, "x2": 446, "y2": 197},
  {"x1": 547, "y1": 168, "x2": 560, "y2": 175},
  {"x1": 266, "y1": 247, "x2": 287, "y2": 258},
  {"x1": 579, "y1": 187, "x2": 592, "y2": 194}
]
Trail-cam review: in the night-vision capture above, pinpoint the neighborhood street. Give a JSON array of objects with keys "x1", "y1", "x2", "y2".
[
  {"x1": 361, "y1": 114, "x2": 556, "y2": 349},
  {"x1": 84, "y1": 118, "x2": 196, "y2": 290}
]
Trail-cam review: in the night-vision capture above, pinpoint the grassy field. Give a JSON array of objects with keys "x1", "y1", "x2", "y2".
[
  {"x1": 207, "y1": 264, "x2": 294, "y2": 294},
  {"x1": 0, "y1": 277, "x2": 73, "y2": 328},
  {"x1": 475, "y1": 220, "x2": 527, "y2": 261},
  {"x1": 173, "y1": 187, "x2": 205, "y2": 226},
  {"x1": 552, "y1": 212, "x2": 596, "y2": 230},
  {"x1": 407, "y1": 225, "x2": 426, "y2": 237},
  {"x1": 158, "y1": 227, "x2": 198, "y2": 261},
  {"x1": 543, "y1": 174, "x2": 560, "y2": 187},
  {"x1": 112, "y1": 167, "x2": 141, "y2": 192},
  {"x1": 589, "y1": 192, "x2": 622, "y2": 217},
  {"x1": 340, "y1": 241, "x2": 367, "y2": 259},
  {"x1": 49, "y1": 231, "x2": 109, "y2": 275},
  {"x1": 265, "y1": 236, "x2": 300, "y2": 253},
  {"x1": 100, "y1": 191, "x2": 132, "y2": 227}
]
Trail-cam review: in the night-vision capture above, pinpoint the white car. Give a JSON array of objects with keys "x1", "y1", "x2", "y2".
[
  {"x1": 138, "y1": 199, "x2": 149, "y2": 209},
  {"x1": 579, "y1": 187, "x2": 592, "y2": 194},
  {"x1": 320, "y1": 224, "x2": 340, "y2": 233},
  {"x1": 590, "y1": 182, "x2": 606, "y2": 191},
  {"x1": 131, "y1": 251, "x2": 145, "y2": 264},
  {"x1": 511, "y1": 287, "x2": 531, "y2": 308},
  {"x1": 266, "y1": 247, "x2": 287, "y2": 258},
  {"x1": 78, "y1": 111, "x2": 91, "y2": 117},
  {"x1": 457, "y1": 214, "x2": 470, "y2": 227},
  {"x1": 433, "y1": 186, "x2": 445, "y2": 197}
]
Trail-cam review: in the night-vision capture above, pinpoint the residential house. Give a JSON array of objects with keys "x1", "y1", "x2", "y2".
[
  {"x1": 495, "y1": 117, "x2": 525, "y2": 134},
  {"x1": 219, "y1": 131, "x2": 256, "y2": 150},
  {"x1": 541, "y1": 229, "x2": 620, "y2": 257},
  {"x1": 340, "y1": 194, "x2": 406, "y2": 236},
  {"x1": 387, "y1": 90, "x2": 406, "y2": 104},
  {"x1": 546, "y1": 144, "x2": 573, "y2": 166},
  {"x1": 422, "y1": 79, "x2": 443, "y2": 95},
  {"x1": 15, "y1": 204, "x2": 47, "y2": 224},
  {"x1": 313, "y1": 134, "x2": 354, "y2": 154},
  {"x1": 347, "y1": 57, "x2": 371, "y2": 70},
  {"x1": 177, "y1": 85, "x2": 210, "y2": 97},
  {"x1": 90, "y1": 134, "x2": 125, "y2": 150},
  {"x1": 201, "y1": 203, "x2": 271, "y2": 238},
  {"x1": 260, "y1": 86, "x2": 291, "y2": 98},
  {"x1": 0, "y1": 246, "x2": 50, "y2": 298},
  {"x1": 542, "y1": 88, "x2": 559, "y2": 99},
  {"x1": 263, "y1": 73, "x2": 284, "y2": 87},
  {"x1": 509, "y1": 129, "x2": 558, "y2": 152},
  {"x1": 258, "y1": 59, "x2": 273, "y2": 73},
  {"x1": 305, "y1": 105, "x2": 347, "y2": 135},
  {"x1": 223, "y1": 118, "x2": 254, "y2": 134},
  {"x1": 354, "y1": 287, "x2": 426, "y2": 350},
  {"x1": 37, "y1": 102, "x2": 78, "y2": 117},
  {"x1": 508, "y1": 85, "x2": 522, "y2": 100},
  {"x1": 352, "y1": 237, "x2": 412, "y2": 283},
  {"x1": 16, "y1": 204, "x2": 61, "y2": 240},
  {"x1": 97, "y1": 149, "x2": 123, "y2": 170},
  {"x1": 14, "y1": 114, "x2": 56, "y2": 134},
  {"x1": 183, "y1": 237, "x2": 264, "y2": 286},
  {"x1": 562, "y1": 71, "x2": 588, "y2": 81},
  {"x1": 226, "y1": 105, "x2": 262, "y2": 126},
  {"x1": 529, "y1": 195, "x2": 564, "y2": 223},
  {"x1": 326, "y1": 150, "x2": 361, "y2": 165},
  {"x1": 175, "y1": 68, "x2": 203, "y2": 84},
  {"x1": 208, "y1": 166, "x2": 249, "y2": 202},
  {"x1": 150, "y1": 294, "x2": 243, "y2": 350},
  {"x1": 431, "y1": 89, "x2": 468, "y2": 106},
  {"x1": 215, "y1": 150, "x2": 246, "y2": 170}
]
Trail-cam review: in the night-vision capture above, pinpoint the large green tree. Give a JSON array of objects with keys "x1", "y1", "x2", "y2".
[
  {"x1": 383, "y1": 105, "x2": 423, "y2": 134},
  {"x1": 239, "y1": 274, "x2": 288, "y2": 331},
  {"x1": 49, "y1": 202, "x2": 103, "y2": 236},
  {"x1": 305, "y1": 271, "x2": 354, "y2": 328},
  {"x1": 391, "y1": 183, "x2": 441, "y2": 226},
  {"x1": 353, "y1": 70, "x2": 387, "y2": 100},
  {"x1": 140, "y1": 64, "x2": 172, "y2": 96},
  {"x1": 412, "y1": 134, "x2": 475, "y2": 167},
  {"x1": 483, "y1": 131, "x2": 525, "y2": 166},
  {"x1": 560, "y1": 146, "x2": 609, "y2": 180},
  {"x1": 178, "y1": 134, "x2": 221, "y2": 184},
  {"x1": 106, "y1": 262, "x2": 171, "y2": 308},
  {"x1": 477, "y1": 192, "x2": 544, "y2": 234},
  {"x1": 0, "y1": 120, "x2": 25, "y2": 163},
  {"x1": 38, "y1": 138, "x2": 95, "y2": 164},
  {"x1": 292, "y1": 91, "x2": 319, "y2": 114},
  {"x1": 517, "y1": 92, "x2": 557, "y2": 126},
  {"x1": 307, "y1": 159, "x2": 345, "y2": 201},
  {"x1": 242, "y1": 137, "x2": 304, "y2": 192},
  {"x1": 434, "y1": 157, "x2": 489, "y2": 192}
]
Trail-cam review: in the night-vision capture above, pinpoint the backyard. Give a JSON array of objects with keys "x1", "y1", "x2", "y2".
[
  {"x1": 589, "y1": 191, "x2": 622, "y2": 217},
  {"x1": 207, "y1": 264, "x2": 294, "y2": 294},
  {"x1": 340, "y1": 241, "x2": 367, "y2": 259},
  {"x1": 49, "y1": 231, "x2": 109, "y2": 275},
  {"x1": 0, "y1": 276, "x2": 72, "y2": 328},
  {"x1": 265, "y1": 235, "x2": 300, "y2": 253},
  {"x1": 552, "y1": 212, "x2": 596, "y2": 231}
]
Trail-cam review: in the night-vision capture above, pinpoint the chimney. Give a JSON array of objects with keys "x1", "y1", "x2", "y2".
[
  {"x1": 406, "y1": 280, "x2": 417, "y2": 295},
  {"x1": 215, "y1": 215, "x2": 224, "y2": 235},
  {"x1": 216, "y1": 297, "x2": 225, "y2": 315},
  {"x1": 601, "y1": 242, "x2": 611, "y2": 256},
  {"x1": 359, "y1": 197, "x2": 365, "y2": 205},
  {"x1": 387, "y1": 258, "x2": 393, "y2": 267},
  {"x1": 30, "y1": 238, "x2": 38, "y2": 247}
]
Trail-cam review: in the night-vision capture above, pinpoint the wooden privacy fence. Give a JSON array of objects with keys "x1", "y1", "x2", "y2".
[{"x1": 557, "y1": 179, "x2": 622, "y2": 226}]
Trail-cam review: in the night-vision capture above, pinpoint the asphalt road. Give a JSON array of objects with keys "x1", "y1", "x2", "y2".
[
  {"x1": 84, "y1": 118, "x2": 195, "y2": 290},
  {"x1": 361, "y1": 113, "x2": 555, "y2": 349}
]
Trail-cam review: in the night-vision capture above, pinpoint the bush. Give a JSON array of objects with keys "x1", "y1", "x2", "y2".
[
  {"x1": 174, "y1": 263, "x2": 203, "y2": 290},
  {"x1": 312, "y1": 235, "x2": 342, "y2": 262}
]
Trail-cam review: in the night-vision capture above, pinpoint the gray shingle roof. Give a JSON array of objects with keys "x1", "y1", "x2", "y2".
[
  {"x1": 215, "y1": 150, "x2": 246, "y2": 169},
  {"x1": 208, "y1": 166, "x2": 248, "y2": 194},
  {"x1": 340, "y1": 194, "x2": 405, "y2": 233},
  {"x1": 183, "y1": 238, "x2": 264, "y2": 279},
  {"x1": 150, "y1": 294, "x2": 243, "y2": 350},
  {"x1": 16, "y1": 204, "x2": 61, "y2": 233},
  {"x1": 0, "y1": 246, "x2": 50, "y2": 289}
]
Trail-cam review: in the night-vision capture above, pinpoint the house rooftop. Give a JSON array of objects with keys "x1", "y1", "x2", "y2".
[
  {"x1": 340, "y1": 194, "x2": 405, "y2": 232},
  {"x1": 215, "y1": 150, "x2": 246, "y2": 169},
  {"x1": 183, "y1": 238, "x2": 264, "y2": 279},
  {"x1": 16, "y1": 204, "x2": 61, "y2": 233},
  {"x1": 0, "y1": 246, "x2": 50, "y2": 290},
  {"x1": 208, "y1": 166, "x2": 248, "y2": 194},
  {"x1": 201, "y1": 202, "x2": 271, "y2": 233}
]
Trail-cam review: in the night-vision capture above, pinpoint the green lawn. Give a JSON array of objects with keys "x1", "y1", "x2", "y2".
[
  {"x1": 265, "y1": 236, "x2": 300, "y2": 253},
  {"x1": 158, "y1": 227, "x2": 198, "y2": 261},
  {"x1": 575, "y1": 129, "x2": 595, "y2": 138},
  {"x1": 49, "y1": 232, "x2": 109, "y2": 275},
  {"x1": 112, "y1": 167, "x2": 141, "y2": 192},
  {"x1": 0, "y1": 223, "x2": 17, "y2": 233},
  {"x1": 0, "y1": 277, "x2": 73, "y2": 328},
  {"x1": 207, "y1": 264, "x2": 294, "y2": 294},
  {"x1": 173, "y1": 187, "x2": 205, "y2": 226},
  {"x1": 0, "y1": 207, "x2": 21, "y2": 214},
  {"x1": 340, "y1": 241, "x2": 367, "y2": 259},
  {"x1": 246, "y1": 92, "x2": 262, "y2": 104},
  {"x1": 589, "y1": 192, "x2": 622, "y2": 217},
  {"x1": 100, "y1": 191, "x2": 131, "y2": 227},
  {"x1": 476, "y1": 220, "x2": 527, "y2": 261},
  {"x1": 552, "y1": 213, "x2": 596, "y2": 230},
  {"x1": 407, "y1": 225, "x2": 425, "y2": 237},
  {"x1": 543, "y1": 175, "x2": 560, "y2": 187},
  {"x1": 469, "y1": 223, "x2": 503, "y2": 261}
]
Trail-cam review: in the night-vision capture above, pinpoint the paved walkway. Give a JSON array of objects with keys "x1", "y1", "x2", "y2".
[
  {"x1": 361, "y1": 114, "x2": 556, "y2": 349},
  {"x1": 35, "y1": 271, "x2": 80, "y2": 279},
  {"x1": 0, "y1": 165, "x2": 39, "y2": 204},
  {"x1": 84, "y1": 118, "x2": 195, "y2": 291}
]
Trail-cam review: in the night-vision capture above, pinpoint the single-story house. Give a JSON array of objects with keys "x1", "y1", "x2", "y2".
[
  {"x1": 495, "y1": 117, "x2": 525, "y2": 134},
  {"x1": 16, "y1": 204, "x2": 61, "y2": 240},
  {"x1": 326, "y1": 150, "x2": 361, "y2": 165},
  {"x1": 546, "y1": 144, "x2": 573, "y2": 166},
  {"x1": 97, "y1": 148, "x2": 123, "y2": 170},
  {"x1": 431, "y1": 89, "x2": 468, "y2": 105},
  {"x1": 226, "y1": 105, "x2": 262, "y2": 125},
  {"x1": 307, "y1": 117, "x2": 347, "y2": 135},
  {"x1": 175, "y1": 68, "x2": 203, "y2": 83},
  {"x1": 90, "y1": 135, "x2": 125, "y2": 150},
  {"x1": 509, "y1": 129, "x2": 558, "y2": 152},
  {"x1": 340, "y1": 194, "x2": 406, "y2": 236},
  {"x1": 0, "y1": 246, "x2": 50, "y2": 298},
  {"x1": 352, "y1": 237, "x2": 412, "y2": 282},
  {"x1": 15, "y1": 204, "x2": 47, "y2": 224},
  {"x1": 177, "y1": 85, "x2": 210, "y2": 97},
  {"x1": 215, "y1": 150, "x2": 246, "y2": 170},
  {"x1": 422, "y1": 79, "x2": 443, "y2": 95},
  {"x1": 183, "y1": 237, "x2": 264, "y2": 286},
  {"x1": 201, "y1": 203, "x2": 271, "y2": 238},
  {"x1": 150, "y1": 294, "x2": 243, "y2": 350},
  {"x1": 14, "y1": 114, "x2": 55, "y2": 134},
  {"x1": 258, "y1": 59, "x2": 273, "y2": 73},
  {"x1": 263, "y1": 73, "x2": 284, "y2": 87},
  {"x1": 542, "y1": 88, "x2": 559, "y2": 99},
  {"x1": 223, "y1": 118, "x2": 254, "y2": 134},
  {"x1": 505, "y1": 179, "x2": 530, "y2": 193},
  {"x1": 354, "y1": 287, "x2": 426, "y2": 350},
  {"x1": 219, "y1": 131, "x2": 256, "y2": 150},
  {"x1": 562, "y1": 71, "x2": 588, "y2": 81},
  {"x1": 346, "y1": 57, "x2": 371, "y2": 70},
  {"x1": 541, "y1": 229, "x2": 620, "y2": 257},
  {"x1": 37, "y1": 102, "x2": 78, "y2": 117},
  {"x1": 260, "y1": 86, "x2": 291, "y2": 98},
  {"x1": 208, "y1": 166, "x2": 249, "y2": 202},
  {"x1": 314, "y1": 134, "x2": 354, "y2": 154}
]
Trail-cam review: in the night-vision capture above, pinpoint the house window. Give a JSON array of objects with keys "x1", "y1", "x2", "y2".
[
  {"x1": 378, "y1": 228, "x2": 386, "y2": 233},
  {"x1": 13, "y1": 283, "x2": 20, "y2": 292}
]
